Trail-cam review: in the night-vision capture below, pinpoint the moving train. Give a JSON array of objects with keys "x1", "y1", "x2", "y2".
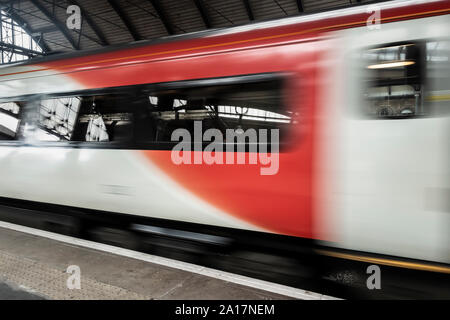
[{"x1": 0, "y1": 0, "x2": 449, "y2": 280}]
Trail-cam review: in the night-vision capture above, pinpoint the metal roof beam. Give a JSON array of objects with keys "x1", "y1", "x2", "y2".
[
  {"x1": 149, "y1": 0, "x2": 174, "y2": 35},
  {"x1": 107, "y1": 0, "x2": 143, "y2": 41},
  {"x1": 193, "y1": 0, "x2": 212, "y2": 29},
  {"x1": 243, "y1": 0, "x2": 254, "y2": 21},
  {"x1": 68, "y1": 0, "x2": 109, "y2": 46},
  {"x1": 0, "y1": 41, "x2": 44, "y2": 57},
  {"x1": 32, "y1": 25, "x2": 58, "y2": 34},
  {"x1": 29, "y1": 0, "x2": 79, "y2": 50},
  {"x1": 297, "y1": 0, "x2": 304, "y2": 12}
]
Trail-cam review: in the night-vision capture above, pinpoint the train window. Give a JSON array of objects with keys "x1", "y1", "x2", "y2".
[
  {"x1": 424, "y1": 40, "x2": 450, "y2": 116},
  {"x1": 31, "y1": 75, "x2": 293, "y2": 148},
  {"x1": 71, "y1": 94, "x2": 135, "y2": 143},
  {"x1": 135, "y1": 77, "x2": 293, "y2": 148},
  {"x1": 362, "y1": 43, "x2": 425, "y2": 118},
  {"x1": 0, "y1": 102, "x2": 21, "y2": 140},
  {"x1": 36, "y1": 97, "x2": 81, "y2": 141}
]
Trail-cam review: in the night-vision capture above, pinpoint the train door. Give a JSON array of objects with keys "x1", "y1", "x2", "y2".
[{"x1": 333, "y1": 15, "x2": 450, "y2": 264}]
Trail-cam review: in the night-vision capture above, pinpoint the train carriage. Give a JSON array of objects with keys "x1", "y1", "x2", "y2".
[{"x1": 0, "y1": 0, "x2": 449, "y2": 272}]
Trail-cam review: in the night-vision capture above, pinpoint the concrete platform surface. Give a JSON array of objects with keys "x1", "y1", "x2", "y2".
[
  {"x1": 0, "y1": 226, "x2": 291, "y2": 300},
  {"x1": 0, "y1": 282, "x2": 45, "y2": 300}
]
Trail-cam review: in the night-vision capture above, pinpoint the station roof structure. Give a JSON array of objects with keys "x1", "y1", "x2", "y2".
[{"x1": 0, "y1": 0, "x2": 382, "y2": 63}]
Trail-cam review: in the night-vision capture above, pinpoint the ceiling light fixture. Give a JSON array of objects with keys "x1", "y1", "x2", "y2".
[{"x1": 368, "y1": 60, "x2": 416, "y2": 69}]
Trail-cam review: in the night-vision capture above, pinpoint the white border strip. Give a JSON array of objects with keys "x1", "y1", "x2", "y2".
[{"x1": 0, "y1": 221, "x2": 340, "y2": 300}]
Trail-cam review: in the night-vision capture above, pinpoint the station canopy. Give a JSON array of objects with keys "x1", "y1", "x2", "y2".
[{"x1": 0, "y1": 0, "x2": 379, "y2": 64}]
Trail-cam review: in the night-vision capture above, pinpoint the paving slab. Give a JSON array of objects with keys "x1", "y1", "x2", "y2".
[{"x1": 0, "y1": 226, "x2": 290, "y2": 300}]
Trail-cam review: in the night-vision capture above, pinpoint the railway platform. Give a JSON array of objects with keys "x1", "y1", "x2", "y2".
[{"x1": 0, "y1": 222, "x2": 333, "y2": 300}]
